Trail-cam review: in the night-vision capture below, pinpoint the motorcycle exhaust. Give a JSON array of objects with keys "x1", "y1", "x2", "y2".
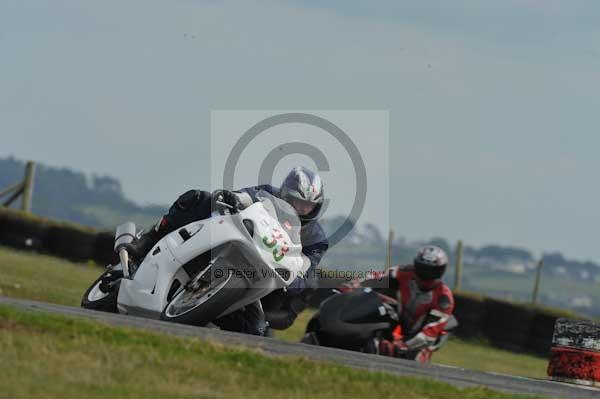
[{"x1": 114, "y1": 222, "x2": 136, "y2": 279}]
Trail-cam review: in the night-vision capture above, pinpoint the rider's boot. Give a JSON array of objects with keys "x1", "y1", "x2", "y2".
[{"x1": 213, "y1": 301, "x2": 268, "y2": 336}]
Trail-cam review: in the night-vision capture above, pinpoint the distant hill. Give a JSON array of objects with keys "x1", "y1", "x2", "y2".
[{"x1": 0, "y1": 156, "x2": 166, "y2": 229}]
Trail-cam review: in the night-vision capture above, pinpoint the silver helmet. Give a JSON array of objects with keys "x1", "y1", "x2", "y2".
[{"x1": 279, "y1": 166, "x2": 324, "y2": 223}]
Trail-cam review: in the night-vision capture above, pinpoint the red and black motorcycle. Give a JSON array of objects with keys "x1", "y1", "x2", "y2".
[{"x1": 301, "y1": 288, "x2": 457, "y2": 363}]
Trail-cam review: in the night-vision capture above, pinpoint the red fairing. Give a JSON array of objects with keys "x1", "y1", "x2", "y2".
[{"x1": 153, "y1": 216, "x2": 170, "y2": 233}]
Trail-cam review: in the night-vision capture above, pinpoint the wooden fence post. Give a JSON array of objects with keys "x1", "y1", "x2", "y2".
[
  {"x1": 0, "y1": 161, "x2": 35, "y2": 211},
  {"x1": 386, "y1": 229, "x2": 394, "y2": 271},
  {"x1": 21, "y1": 161, "x2": 36, "y2": 212},
  {"x1": 454, "y1": 240, "x2": 463, "y2": 292},
  {"x1": 0, "y1": 181, "x2": 23, "y2": 199}
]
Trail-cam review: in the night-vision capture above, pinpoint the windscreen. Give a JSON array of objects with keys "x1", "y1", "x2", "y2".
[{"x1": 255, "y1": 190, "x2": 302, "y2": 245}]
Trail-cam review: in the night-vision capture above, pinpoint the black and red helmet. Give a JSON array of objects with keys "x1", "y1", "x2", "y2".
[{"x1": 414, "y1": 245, "x2": 448, "y2": 281}]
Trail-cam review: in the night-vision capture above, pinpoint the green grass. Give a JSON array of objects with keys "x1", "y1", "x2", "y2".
[
  {"x1": 0, "y1": 246, "x2": 549, "y2": 380},
  {"x1": 0, "y1": 247, "x2": 100, "y2": 306},
  {"x1": 0, "y1": 305, "x2": 548, "y2": 399},
  {"x1": 273, "y1": 309, "x2": 314, "y2": 342},
  {"x1": 434, "y1": 337, "x2": 548, "y2": 378},
  {"x1": 275, "y1": 309, "x2": 549, "y2": 379}
]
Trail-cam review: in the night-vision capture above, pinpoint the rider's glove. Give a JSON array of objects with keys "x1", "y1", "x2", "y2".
[
  {"x1": 211, "y1": 189, "x2": 243, "y2": 211},
  {"x1": 379, "y1": 338, "x2": 409, "y2": 358}
]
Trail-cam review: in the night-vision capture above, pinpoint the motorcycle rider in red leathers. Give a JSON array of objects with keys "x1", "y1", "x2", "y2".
[{"x1": 339, "y1": 245, "x2": 455, "y2": 363}]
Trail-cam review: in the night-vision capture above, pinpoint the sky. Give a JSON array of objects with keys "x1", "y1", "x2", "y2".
[{"x1": 1, "y1": 0, "x2": 600, "y2": 262}]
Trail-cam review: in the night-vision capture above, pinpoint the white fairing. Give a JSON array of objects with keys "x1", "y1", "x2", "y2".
[{"x1": 117, "y1": 191, "x2": 309, "y2": 319}]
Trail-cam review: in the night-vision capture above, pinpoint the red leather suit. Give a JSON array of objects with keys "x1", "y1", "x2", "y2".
[{"x1": 342, "y1": 265, "x2": 455, "y2": 363}]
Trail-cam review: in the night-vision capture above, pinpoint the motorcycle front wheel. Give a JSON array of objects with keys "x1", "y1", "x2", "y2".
[
  {"x1": 160, "y1": 264, "x2": 247, "y2": 325},
  {"x1": 81, "y1": 269, "x2": 121, "y2": 313}
]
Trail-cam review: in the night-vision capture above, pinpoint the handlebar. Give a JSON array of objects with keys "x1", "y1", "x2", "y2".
[{"x1": 214, "y1": 200, "x2": 238, "y2": 215}]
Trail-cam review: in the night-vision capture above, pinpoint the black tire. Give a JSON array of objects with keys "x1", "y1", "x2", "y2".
[
  {"x1": 300, "y1": 332, "x2": 319, "y2": 345},
  {"x1": 160, "y1": 270, "x2": 248, "y2": 325},
  {"x1": 361, "y1": 337, "x2": 378, "y2": 354},
  {"x1": 81, "y1": 271, "x2": 121, "y2": 313},
  {"x1": 300, "y1": 314, "x2": 321, "y2": 345},
  {"x1": 304, "y1": 312, "x2": 320, "y2": 334}
]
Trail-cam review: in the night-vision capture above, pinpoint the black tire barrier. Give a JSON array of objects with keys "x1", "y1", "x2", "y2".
[
  {"x1": 0, "y1": 208, "x2": 107, "y2": 264},
  {"x1": 46, "y1": 225, "x2": 97, "y2": 262},
  {"x1": 548, "y1": 318, "x2": 600, "y2": 387},
  {"x1": 528, "y1": 310, "x2": 563, "y2": 356},
  {"x1": 453, "y1": 294, "x2": 486, "y2": 339},
  {"x1": 483, "y1": 298, "x2": 536, "y2": 351},
  {"x1": 0, "y1": 231, "x2": 47, "y2": 252},
  {"x1": 0, "y1": 211, "x2": 50, "y2": 252},
  {"x1": 93, "y1": 232, "x2": 119, "y2": 266}
]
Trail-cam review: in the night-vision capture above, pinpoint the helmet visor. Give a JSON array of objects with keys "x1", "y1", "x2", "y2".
[
  {"x1": 287, "y1": 198, "x2": 317, "y2": 216},
  {"x1": 414, "y1": 263, "x2": 446, "y2": 281}
]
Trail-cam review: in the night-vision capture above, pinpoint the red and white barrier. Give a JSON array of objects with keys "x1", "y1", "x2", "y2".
[{"x1": 547, "y1": 318, "x2": 600, "y2": 387}]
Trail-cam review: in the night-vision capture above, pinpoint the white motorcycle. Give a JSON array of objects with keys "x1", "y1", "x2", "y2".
[{"x1": 81, "y1": 190, "x2": 310, "y2": 325}]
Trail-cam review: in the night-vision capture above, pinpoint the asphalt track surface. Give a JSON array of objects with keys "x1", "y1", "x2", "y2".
[{"x1": 1, "y1": 296, "x2": 599, "y2": 399}]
